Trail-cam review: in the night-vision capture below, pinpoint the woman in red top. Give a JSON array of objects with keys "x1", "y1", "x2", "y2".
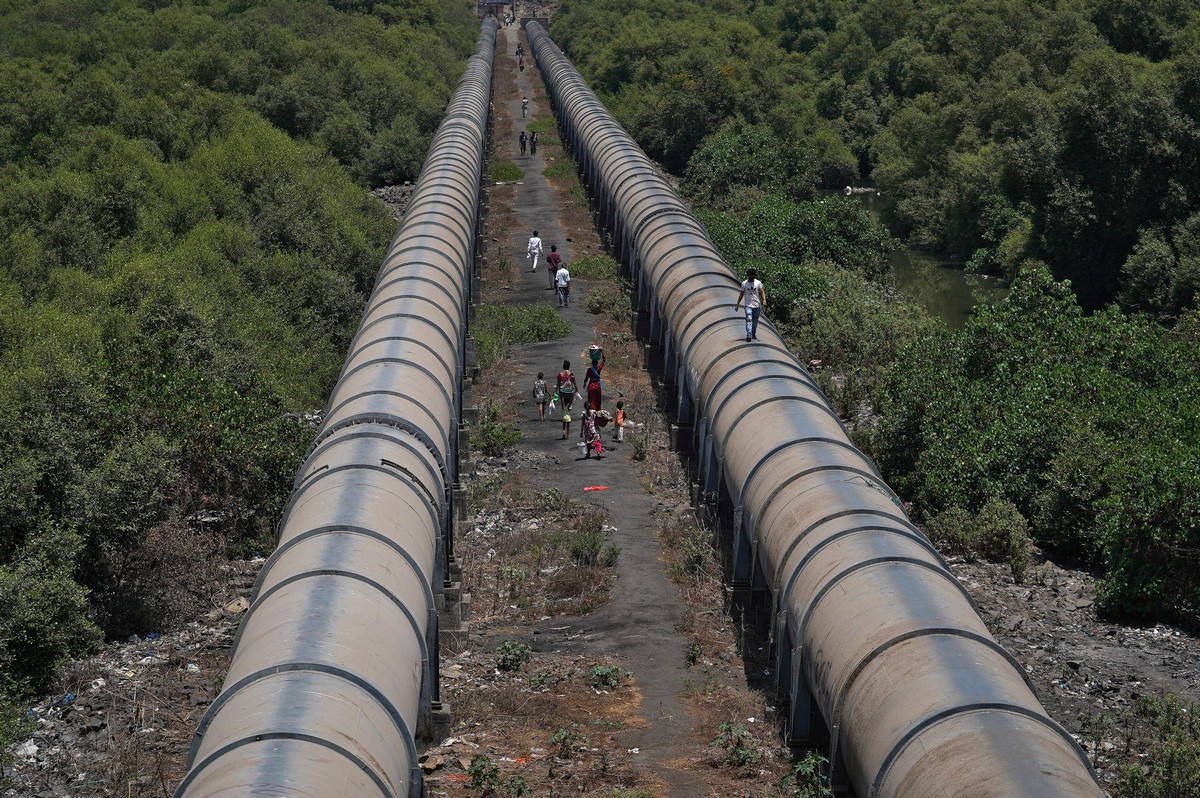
[{"x1": 583, "y1": 350, "x2": 605, "y2": 413}]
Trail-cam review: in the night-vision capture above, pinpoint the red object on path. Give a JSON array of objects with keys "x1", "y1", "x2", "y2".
[{"x1": 582, "y1": 486, "x2": 610, "y2": 492}]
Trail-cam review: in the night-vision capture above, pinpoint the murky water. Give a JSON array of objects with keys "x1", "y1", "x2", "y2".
[
  {"x1": 890, "y1": 247, "x2": 1007, "y2": 329},
  {"x1": 846, "y1": 190, "x2": 1008, "y2": 328}
]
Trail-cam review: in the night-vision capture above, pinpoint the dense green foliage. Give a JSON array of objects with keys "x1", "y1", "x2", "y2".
[
  {"x1": 553, "y1": 0, "x2": 1200, "y2": 632},
  {"x1": 875, "y1": 268, "x2": 1200, "y2": 624},
  {"x1": 553, "y1": 0, "x2": 1200, "y2": 313},
  {"x1": 0, "y1": 0, "x2": 478, "y2": 694}
]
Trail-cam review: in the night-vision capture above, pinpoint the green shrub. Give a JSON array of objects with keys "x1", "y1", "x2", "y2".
[
  {"x1": 466, "y1": 754, "x2": 525, "y2": 796},
  {"x1": 712, "y1": 721, "x2": 762, "y2": 769},
  {"x1": 584, "y1": 284, "x2": 631, "y2": 319},
  {"x1": 589, "y1": 664, "x2": 627, "y2": 690},
  {"x1": 0, "y1": 523, "x2": 101, "y2": 695},
  {"x1": 569, "y1": 527, "x2": 605, "y2": 566},
  {"x1": 926, "y1": 507, "x2": 975, "y2": 557},
  {"x1": 471, "y1": 400, "x2": 521, "y2": 458},
  {"x1": 490, "y1": 162, "x2": 525, "y2": 182},
  {"x1": 669, "y1": 525, "x2": 712, "y2": 580},
  {"x1": 975, "y1": 498, "x2": 1031, "y2": 583},
  {"x1": 780, "y1": 751, "x2": 833, "y2": 797},
  {"x1": 496, "y1": 640, "x2": 532, "y2": 672},
  {"x1": 549, "y1": 723, "x2": 588, "y2": 757},
  {"x1": 1114, "y1": 695, "x2": 1200, "y2": 798},
  {"x1": 926, "y1": 499, "x2": 1030, "y2": 582}
]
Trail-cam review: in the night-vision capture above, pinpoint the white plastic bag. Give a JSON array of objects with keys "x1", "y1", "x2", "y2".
[{"x1": 549, "y1": 398, "x2": 557, "y2": 413}]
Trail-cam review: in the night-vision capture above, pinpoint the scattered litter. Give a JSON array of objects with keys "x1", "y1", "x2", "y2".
[
  {"x1": 186, "y1": 663, "x2": 200, "y2": 673},
  {"x1": 583, "y1": 486, "x2": 610, "y2": 492}
]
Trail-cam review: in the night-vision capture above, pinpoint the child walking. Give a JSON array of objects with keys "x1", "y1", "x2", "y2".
[
  {"x1": 561, "y1": 410, "x2": 572, "y2": 440},
  {"x1": 532, "y1": 372, "x2": 548, "y2": 421},
  {"x1": 581, "y1": 407, "x2": 602, "y2": 459},
  {"x1": 614, "y1": 400, "x2": 626, "y2": 442}
]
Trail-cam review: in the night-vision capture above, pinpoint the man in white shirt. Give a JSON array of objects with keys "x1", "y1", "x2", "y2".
[
  {"x1": 527, "y1": 231, "x2": 543, "y2": 271},
  {"x1": 555, "y1": 262, "x2": 571, "y2": 307},
  {"x1": 733, "y1": 268, "x2": 766, "y2": 341}
]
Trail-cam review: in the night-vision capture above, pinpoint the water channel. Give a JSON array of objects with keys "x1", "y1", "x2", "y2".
[{"x1": 848, "y1": 190, "x2": 1007, "y2": 328}]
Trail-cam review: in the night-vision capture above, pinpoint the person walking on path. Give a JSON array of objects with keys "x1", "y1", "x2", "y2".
[
  {"x1": 521, "y1": 96, "x2": 529, "y2": 117},
  {"x1": 555, "y1": 361, "x2": 578, "y2": 431},
  {"x1": 532, "y1": 371, "x2": 548, "y2": 421},
  {"x1": 530, "y1": 131, "x2": 538, "y2": 155},
  {"x1": 555, "y1": 261, "x2": 571, "y2": 307},
  {"x1": 527, "y1": 230, "x2": 543, "y2": 271},
  {"x1": 519, "y1": 130, "x2": 527, "y2": 156},
  {"x1": 613, "y1": 400, "x2": 626, "y2": 442},
  {"x1": 583, "y1": 346, "x2": 605, "y2": 417},
  {"x1": 734, "y1": 268, "x2": 767, "y2": 341},
  {"x1": 580, "y1": 407, "x2": 602, "y2": 459},
  {"x1": 545, "y1": 244, "x2": 562, "y2": 289}
]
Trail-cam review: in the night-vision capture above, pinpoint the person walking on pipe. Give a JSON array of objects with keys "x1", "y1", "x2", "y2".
[{"x1": 734, "y1": 268, "x2": 766, "y2": 341}]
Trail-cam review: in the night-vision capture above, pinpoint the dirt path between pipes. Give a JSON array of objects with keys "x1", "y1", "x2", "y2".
[{"x1": 425, "y1": 23, "x2": 798, "y2": 798}]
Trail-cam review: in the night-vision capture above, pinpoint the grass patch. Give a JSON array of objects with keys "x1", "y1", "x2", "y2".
[
  {"x1": 569, "y1": 183, "x2": 588, "y2": 208},
  {"x1": 543, "y1": 158, "x2": 577, "y2": 180},
  {"x1": 474, "y1": 302, "x2": 570, "y2": 370},
  {"x1": 527, "y1": 117, "x2": 557, "y2": 134},
  {"x1": 491, "y1": 162, "x2": 525, "y2": 182},
  {"x1": 568, "y1": 254, "x2": 618, "y2": 279}
]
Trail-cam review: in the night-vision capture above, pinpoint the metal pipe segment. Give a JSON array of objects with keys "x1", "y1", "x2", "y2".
[
  {"x1": 527, "y1": 21, "x2": 1103, "y2": 798},
  {"x1": 175, "y1": 18, "x2": 498, "y2": 798}
]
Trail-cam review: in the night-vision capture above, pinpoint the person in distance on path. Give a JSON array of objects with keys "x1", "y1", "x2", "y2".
[
  {"x1": 530, "y1": 131, "x2": 538, "y2": 155},
  {"x1": 734, "y1": 268, "x2": 767, "y2": 341},
  {"x1": 555, "y1": 261, "x2": 571, "y2": 308},
  {"x1": 527, "y1": 230, "x2": 542, "y2": 271},
  {"x1": 545, "y1": 244, "x2": 562, "y2": 289},
  {"x1": 521, "y1": 96, "x2": 529, "y2": 117},
  {"x1": 519, "y1": 130, "x2": 527, "y2": 156}
]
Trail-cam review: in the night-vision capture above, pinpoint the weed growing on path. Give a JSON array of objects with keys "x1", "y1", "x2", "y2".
[
  {"x1": 711, "y1": 720, "x2": 763, "y2": 770},
  {"x1": 780, "y1": 751, "x2": 833, "y2": 797},
  {"x1": 496, "y1": 641, "x2": 533, "y2": 672},
  {"x1": 491, "y1": 162, "x2": 525, "y2": 182}
]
